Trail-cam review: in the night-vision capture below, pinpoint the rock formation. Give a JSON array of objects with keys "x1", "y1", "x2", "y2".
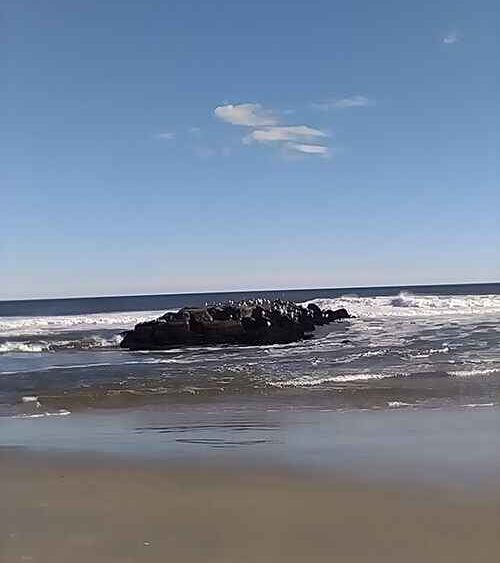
[{"x1": 120, "y1": 299, "x2": 350, "y2": 350}]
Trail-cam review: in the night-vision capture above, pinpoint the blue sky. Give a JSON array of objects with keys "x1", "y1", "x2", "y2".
[{"x1": 2, "y1": 0, "x2": 499, "y2": 299}]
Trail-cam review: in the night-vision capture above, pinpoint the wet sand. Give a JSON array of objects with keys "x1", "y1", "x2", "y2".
[{"x1": 2, "y1": 449, "x2": 500, "y2": 563}]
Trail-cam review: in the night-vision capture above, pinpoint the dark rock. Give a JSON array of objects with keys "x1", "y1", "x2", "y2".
[
  {"x1": 307, "y1": 303, "x2": 325, "y2": 325},
  {"x1": 120, "y1": 299, "x2": 351, "y2": 350},
  {"x1": 324, "y1": 308, "x2": 350, "y2": 321}
]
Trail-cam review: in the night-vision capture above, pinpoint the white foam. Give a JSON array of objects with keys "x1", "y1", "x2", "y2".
[
  {"x1": 408, "y1": 346, "x2": 450, "y2": 359},
  {"x1": 449, "y1": 368, "x2": 499, "y2": 377},
  {"x1": 21, "y1": 395, "x2": 39, "y2": 404},
  {"x1": 0, "y1": 334, "x2": 124, "y2": 354},
  {"x1": 21, "y1": 396, "x2": 42, "y2": 409},
  {"x1": 83, "y1": 334, "x2": 124, "y2": 348},
  {"x1": 13, "y1": 409, "x2": 71, "y2": 419},
  {"x1": 387, "y1": 401, "x2": 414, "y2": 408},
  {"x1": 270, "y1": 372, "x2": 401, "y2": 387},
  {"x1": 302, "y1": 292, "x2": 500, "y2": 319},
  {"x1": 462, "y1": 403, "x2": 496, "y2": 408},
  {"x1": 0, "y1": 342, "x2": 48, "y2": 353}
]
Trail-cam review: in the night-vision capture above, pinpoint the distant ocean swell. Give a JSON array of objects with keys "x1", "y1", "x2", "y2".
[{"x1": 2, "y1": 293, "x2": 500, "y2": 339}]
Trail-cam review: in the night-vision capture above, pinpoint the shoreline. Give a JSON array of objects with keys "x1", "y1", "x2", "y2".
[
  {"x1": 4, "y1": 402, "x2": 500, "y2": 491},
  {"x1": 3, "y1": 447, "x2": 500, "y2": 562}
]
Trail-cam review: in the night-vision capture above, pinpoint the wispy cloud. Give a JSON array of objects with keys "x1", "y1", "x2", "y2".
[
  {"x1": 215, "y1": 102, "x2": 329, "y2": 157},
  {"x1": 245, "y1": 125, "x2": 326, "y2": 144},
  {"x1": 442, "y1": 30, "x2": 459, "y2": 44},
  {"x1": 287, "y1": 143, "x2": 329, "y2": 156},
  {"x1": 312, "y1": 95, "x2": 374, "y2": 111},
  {"x1": 188, "y1": 127, "x2": 202, "y2": 136},
  {"x1": 214, "y1": 103, "x2": 278, "y2": 126},
  {"x1": 156, "y1": 132, "x2": 175, "y2": 140}
]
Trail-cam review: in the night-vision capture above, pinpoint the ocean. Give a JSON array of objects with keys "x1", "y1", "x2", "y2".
[{"x1": 1, "y1": 283, "x2": 500, "y2": 484}]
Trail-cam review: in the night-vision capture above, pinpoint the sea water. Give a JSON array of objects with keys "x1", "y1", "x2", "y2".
[{"x1": 1, "y1": 283, "x2": 499, "y2": 485}]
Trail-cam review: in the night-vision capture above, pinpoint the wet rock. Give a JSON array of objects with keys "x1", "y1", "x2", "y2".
[
  {"x1": 120, "y1": 299, "x2": 350, "y2": 350},
  {"x1": 324, "y1": 308, "x2": 350, "y2": 321},
  {"x1": 307, "y1": 303, "x2": 325, "y2": 325}
]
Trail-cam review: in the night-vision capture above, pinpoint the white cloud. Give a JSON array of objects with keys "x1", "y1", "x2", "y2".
[
  {"x1": 287, "y1": 143, "x2": 329, "y2": 155},
  {"x1": 214, "y1": 103, "x2": 278, "y2": 126},
  {"x1": 188, "y1": 127, "x2": 202, "y2": 135},
  {"x1": 214, "y1": 102, "x2": 330, "y2": 157},
  {"x1": 313, "y1": 95, "x2": 373, "y2": 111},
  {"x1": 245, "y1": 125, "x2": 326, "y2": 144},
  {"x1": 443, "y1": 30, "x2": 459, "y2": 44},
  {"x1": 157, "y1": 132, "x2": 175, "y2": 140}
]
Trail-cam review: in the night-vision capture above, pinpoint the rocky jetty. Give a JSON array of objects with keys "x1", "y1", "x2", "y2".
[{"x1": 120, "y1": 299, "x2": 350, "y2": 350}]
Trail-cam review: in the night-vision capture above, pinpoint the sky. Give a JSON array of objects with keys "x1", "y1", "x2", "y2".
[{"x1": 2, "y1": 0, "x2": 499, "y2": 299}]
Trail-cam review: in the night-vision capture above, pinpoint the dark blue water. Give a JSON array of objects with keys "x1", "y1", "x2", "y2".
[{"x1": 1, "y1": 282, "x2": 498, "y2": 317}]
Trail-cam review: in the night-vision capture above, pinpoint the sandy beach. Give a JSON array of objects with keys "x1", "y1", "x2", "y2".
[{"x1": 2, "y1": 448, "x2": 500, "y2": 563}]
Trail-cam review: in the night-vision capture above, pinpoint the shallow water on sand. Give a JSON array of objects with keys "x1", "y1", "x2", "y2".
[{"x1": 3, "y1": 400, "x2": 500, "y2": 487}]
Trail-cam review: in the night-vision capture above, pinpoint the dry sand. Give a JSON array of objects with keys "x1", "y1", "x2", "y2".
[{"x1": 1, "y1": 448, "x2": 500, "y2": 563}]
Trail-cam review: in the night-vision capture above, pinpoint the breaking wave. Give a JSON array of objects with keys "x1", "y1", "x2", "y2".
[
  {"x1": 303, "y1": 292, "x2": 500, "y2": 318},
  {"x1": 0, "y1": 342, "x2": 48, "y2": 353},
  {"x1": 0, "y1": 334, "x2": 123, "y2": 354},
  {"x1": 0, "y1": 310, "x2": 165, "y2": 337}
]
